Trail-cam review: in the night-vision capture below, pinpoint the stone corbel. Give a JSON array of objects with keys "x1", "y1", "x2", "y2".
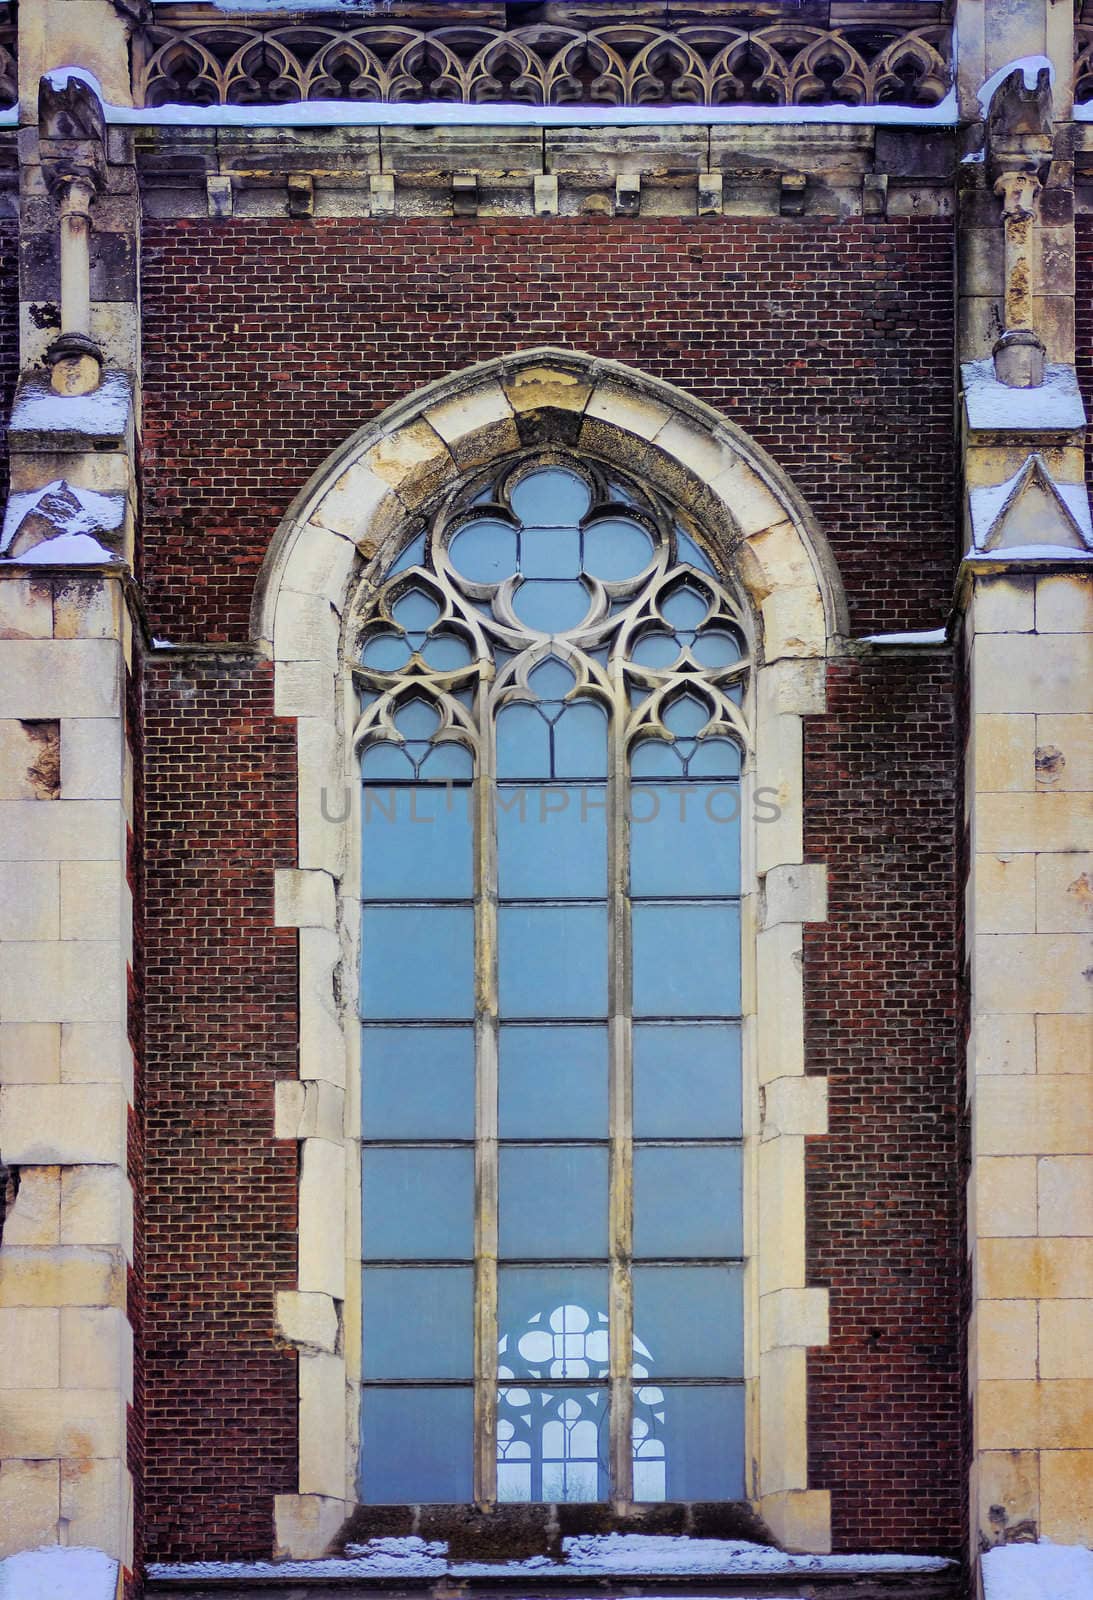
[{"x1": 38, "y1": 74, "x2": 108, "y2": 395}]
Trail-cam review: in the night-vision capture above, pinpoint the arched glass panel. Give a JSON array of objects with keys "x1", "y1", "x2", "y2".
[{"x1": 355, "y1": 457, "x2": 750, "y2": 1506}]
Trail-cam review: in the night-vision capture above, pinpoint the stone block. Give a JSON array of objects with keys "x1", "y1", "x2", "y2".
[
  {"x1": 0, "y1": 1167, "x2": 60, "y2": 1248},
  {"x1": 61, "y1": 1166, "x2": 130, "y2": 1249},
  {"x1": 0, "y1": 1083, "x2": 126, "y2": 1164},
  {"x1": 0, "y1": 641, "x2": 120, "y2": 720},
  {"x1": 974, "y1": 634, "x2": 1091, "y2": 716},
  {"x1": 759, "y1": 1489, "x2": 831, "y2": 1555},
  {"x1": 309, "y1": 465, "x2": 391, "y2": 542},
  {"x1": 975, "y1": 1450, "x2": 1039, "y2": 1544},
  {"x1": 1039, "y1": 1301, "x2": 1093, "y2": 1379},
  {"x1": 973, "y1": 576, "x2": 1036, "y2": 633},
  {"x1": 0, "y1": 576, "x2": 53, "y2": 640},
  {"x1": 60, "y1": 718, "x2": 124, "y2": 801},
  {"x1": 1040, "y1": 1450, "x2": 1093, "y2": 1544},
  {"x1": 976, "y1": 1237, "x2": 1092, "y2": 1301},
  {"x1": 0, "y1": 720, "x2": 60, "y2": 801},
  {"x1": 754, "y1": 713, "x2": 803, "y2": 875},
  {"x1": 0, "y1": 1307, "x2": 60, "y2": 1388},
  {"x1": 298, "y1": 1138, "x2": 346, "y2": 1299},
  {"x1": 1037, "y1": 573, "x2": 1093, "y2": 633},
  {"x1": 273, "y1": 590, "x2": 343, "y2": 675},
  {"x1": 59, "y1": 861, "x2": 123, "y2": 942},
  {"x1": 277, "y1": 1079, "x2": 344, "y2": 1144},
  {"x1": 1038, "y1": 1155, "x2": 1093, "y2": 1237},
  {"x1": 0, "y1": 1460, "x2": 60, "y2": 1559},
  {"x1": 274, "y1": 868, "x2": 336, "y2": 930},
  {"x1": 756, "y1": 659, "x2": 826, "y2": 717},
  {"x1": 1035, "y1": 852, "x2": 1093, "y2": 933},
  {"x1": 972, "y1": 714, "x2": 1035, "y2": 793},
  {"x1": 975, "y1": 1076, "x2": 1093, "y2": 1157},
  {"x1": 973, "y1": 1299, "x2": 1037, "y2": 1381},
  {"x1": 275, "y1": 531, "x2": 357, "y2": 618},
  {"x1": 759, "y1": 1287, "x2": 829, "y2": 1351},
  {"x1": 0, "y1": 799, "x2": 123, "y2": 862},
  {"x1": 756, "y1": 923, "x2": 804, "y2": 1084},
  {"x1": 760, "y1": 586, "x2": 826, "y2": 660},
  {"x1": 759, "y1": 1346, "x2": 807, "y2": 1493},
  {"x1": 972, "y1": 852, "x2": 1036, "y2": 934},
  {"x1": 363, "y1": 420, "x2": 454, "y2": 510},
  {"x1": 0, "y1": 1023, "x2": 60, "y2": 1084},
  {"x1": 977, "y1": 792, "x2": 1090, "y2": 856},
  {"x1": 974, "y1": 934, "x2": 1092, "y2": 1014},
  {"x1": 60, "y1": 1306, "x2": 132, "y2": 1396},
  {"x1": 0, "y1": 1386, "x2": 126, "y2": 1461},
  {"x1": 707, "y1": 455, "x2": 785, "y2": 539},
  {"x1": 762, "y1": 863, "x2": 827, "y2": 930},
  {"x1": 296, "y1": 717, "x2": 346, "y2": 879},
  {"x1": 424, "y1": 382, "x2": 520, "y2": 468},
  {"x1": 974, "y1": 1012, "x2": 1035, "y2": 1075},
  {"x1": 274, "y1": 1493, "x2": 351, "y2": 1562},
  {"x1": 502, "y1": 364, "x2": 591, "y2": 417},
  {"x1": 60, "y1": 1456, "x2": 128, "y2": 1560},
  {"x1": 584, "y1": 381, "x2": 671, "y2": 443},
  {"x1": 763, "y1": 1076, "x2": 827, "y2": 1138},
  {"x1": 274, "y1": 661, "x2": 336, "y2": 721},
  {"x1": 299, "y1": 1352, "x2": 347, "y2": 1499},
  {"x1": 0, "y1": 861, "x2": 59, "y2": 942},
  {"x1": 0, "y1": 941, "x2": 125, "y2": 1025},
  {"x1": 276, "y1": 1290, "x2": 340, "y2": 1354},
  {"x1": 1036, "y1": 1012, "x2": 1092, "y2": 1074},
  {"x1": 1036, "y1": 713, "x2": 1092, "y2": 791},
  {"x1": 974, "y1": 1155, "x2": 1038, "y2": 1237},
  {"x1": 60, "y1": 1022, "x2": 129, "y2": 1086},
  {"x1": 51, "y1": 578, "x2": 123, "y2": 644},
  {"x1": 977, "y1": 1378, "x2": 1092, "y2": 1450},
  {"x1": 758, "y1": 1134, "x2": 805, "y2": 1296}
]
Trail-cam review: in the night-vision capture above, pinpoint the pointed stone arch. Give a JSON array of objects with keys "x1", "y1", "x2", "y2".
[{"x1": 262, "y1": 349, "x2": 842, "y2": 1562}]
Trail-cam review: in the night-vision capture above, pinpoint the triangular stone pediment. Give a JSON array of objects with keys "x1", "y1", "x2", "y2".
[{"x1": 971, "y1": 453, "x2": 1093, "y2": 556}]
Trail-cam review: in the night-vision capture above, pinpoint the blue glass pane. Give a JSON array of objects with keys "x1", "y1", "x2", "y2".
[
  {"x1": 359, "y1": 1387, "x2": 473, "y2": 1503},
  {"x1": 418, "y1": 743, "x2": 474, "y2": 780},
  {"x1": 513, "y1": 580, "x2": 590, "y2": 633},
  {"x1": 499, "y1": 1267, "x2": 610, "y2": 1373},
  {"x1": 499, "y1": 1025, "x2": 607, "y2": 1138},
  {"x1": 361, "y1": 632, "x2": 412, "y2": 670},
  {"x1": 661, "y1": 587, "x2": 709, "y2": 629},
  {"x1": 394, "y1": 699, "x2": 440, "y2": 739},
  {"x1": 632, "y1": 903, "x2": 740, "y2": 1017},
  {"x1": 362, "y1": 783, "x2": 472, "y2": 899},
  {"x1": 633, "y1": 1384, "x2": 744, "y2": 1502},
  {"x1": 521, "y1": 526, "x2": 581, "y2": 579},
  {"x1": 498, "y1": 1384, "x2": 609, "y2": 1504},
  {"x1": 510, "y1": 468, "x2": 590, "y2": 525},
  {"x1": 632, "y1": 1023, "x2": 741, "y2": 1138},
  {"x1": 360, "y1": 743, "x2": 415, "y2": 780},
  {"x1": 362, "y1": 1266, "x2": 474, "y2": 1378},
  {"x1": 498, "y1": 906, "x2": 607, "y2": 1019},
  {"x1": 582, "y1": 518, "x2": 654, "y2": 581},
  {"x1": 662, "y1": 694, "x2": 710, "y2": 736},
  {"x1": 632, "y1": 1266, "x2": 743, "y2": 1377},
  {"x1": 362, "y1": 1147, "x2": 475, "y2": 1259},
  {"x1": 691, "y1": 629, "x2": 742, "y2": 668},
  {"x1": 499, "y1": 1146, "x2": 608, "y2": 1259},
  {"x1": 553, "y1": 703, "x2": 608, "y2": 779},
  {"x1": 360, "y1": 906, "x2": 474, "y2": 1019},
  {"x1": 361, "y1": 1025, "x2": 475, "y2": 1139},
  {"x1": 387, "y1": 532, "x2": 427, "y2": 576},
  {"x1": 391, "y1": 589, "x2": 441, "y2": 631},
  {"x1": 629, "y1": 784, "x2": 740, "y2": 897},
  {"x1": 633, "y1": 1146, "x2": 742, "y2": 1257},
  {"x1": 498, "y1": 786, "x2": 606, "y2": 898},
  {"x1": 630, "y1": 742, "x2": 684, "y2": 779},
  {"x1": 528, "y1": 657, "x2": 575, "y2": 699},
  {"x1": 687, "y1": 739, "x2": 741, "y2": 778},
  {"x1": 421, "y1": 631, "x2": 473, "y2": 669},
  {"x1": 675, "y1": 529, "x2": 717, "y2": 575},
  {"x1": 631, "y1": 631, "x2": 680, "y2": 669},
  {"x1": 449, "y1": 518, "x2": 518, "y2": 584},
  {"x1": 497, "y1": 704, "x2": 551, "y2": 780}
]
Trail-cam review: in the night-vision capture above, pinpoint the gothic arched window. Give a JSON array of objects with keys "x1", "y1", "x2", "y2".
[{"x1": 355, "y1": 455, "x2": 749, "y2": 1505}]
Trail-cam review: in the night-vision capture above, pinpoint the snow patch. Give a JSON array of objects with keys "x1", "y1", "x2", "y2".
[
  {"x1": 43, "y1": 66, "x2": 958, "y2": 130},
  {"x1": 2, "y1": 480, "x2": 126, "y2": 556},
  {"x1": 149, "y1": 1533, "x2": 954, "y2": 1584},
  {"x1": 967, "y1": 456, "x2": 1093, "y2": 556},
  {"x1": 14, "y1": 533, "x2": 118, "y2": 564},
  {"x1": 0, "y1": 1546, "x2": 119, "y2": 1600},
  {"x1": 10, "y1": 371, "x2": 132, "y2": 440},
  {"x1": 861, "y1": 628, "x2": 947, "y2": 645},
  {"x1": 962, "y1": 360, "x2": 1087, "y2": 434},
  {"x1": 977, "y1": 55, "x2": 1054, "y2": 121},
  {"x1": 982, "y1": 1540, "x2": 1093, "y2": 1600}
]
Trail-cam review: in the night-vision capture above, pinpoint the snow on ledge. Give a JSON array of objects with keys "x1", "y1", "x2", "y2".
[
  {"x1": 42, "y1": 66, "x2": 959, "y2": 130},
  {"x1": 2, "y1": 480, "x2": 126, "y2": 557},
  {"x1": 0, "y1": 1546, "x2": 119, "y2": 1600},
  {"x1": 147, "y1": 1532, "x2": 955, "y2": 1584},
  {"x1": 10, "y1": 371, "x2": 132, "y2": 441},
  {"x1": 982, "y1": 1540, "x2": 1093, "y2": 1600},
  {"x1": 962, "y1": 360, "x2": 1087, "y2": 434},
  {"x1": 860, "y1": 628, "x2": 948, "y2": 646},
  {"x1": 976, "y1": 56, "x2": 1054, "y2": 122}
]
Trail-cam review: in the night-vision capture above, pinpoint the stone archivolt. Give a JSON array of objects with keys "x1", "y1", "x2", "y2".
[{"x1": 133, "y1": 17, "x2": 953, "y2": 109}]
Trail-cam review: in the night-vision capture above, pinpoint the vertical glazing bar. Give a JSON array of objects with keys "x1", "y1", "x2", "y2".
[
  {"x1": 607, "y1": 667, "x2": 634, "y2": 1505},
  {"x1": 474, "y1": 670, "x2": 499, "y2": 1504}
]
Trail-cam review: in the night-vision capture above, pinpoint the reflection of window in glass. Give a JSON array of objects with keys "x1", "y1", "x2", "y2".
[{"x1": 356, "y1": 459, "x2": 750, "y2": 1506}]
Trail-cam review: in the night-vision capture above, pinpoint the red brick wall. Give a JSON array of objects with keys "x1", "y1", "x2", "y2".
[
  {"x1": 142, "y1": 656, "x2": 299, "y2": 1560},
  {"x1": 804, "y1": 652, "x2": 963, "y2": 1557},
  {"x1": 0, "y1": 219, "x2": 18, "y2": 506},
  {"x1": 139, "y1": 216, "x2": 956, "y2": 644}
]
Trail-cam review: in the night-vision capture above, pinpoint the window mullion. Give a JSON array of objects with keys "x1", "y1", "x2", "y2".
[
  {"x1": 474, "y1": 676, "x2": 499, "y2": 1505},
  {"x1": 608, "y1": 666, "x2": 634, "y2": 1506}
]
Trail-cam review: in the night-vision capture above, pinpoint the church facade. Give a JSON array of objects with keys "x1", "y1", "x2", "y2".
[{"x1": 0, "y1": 3, "x2": 1089, "y2": 1596}]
